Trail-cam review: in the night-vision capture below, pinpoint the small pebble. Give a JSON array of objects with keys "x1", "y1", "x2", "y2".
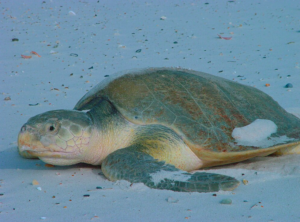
[
  {"x1": 166, "y1": 197, "x2": 179, "y2": 203},
  {"x1": 160, "y1": 16, "x2": 167, "y2": 20},
  {"x1": 96, "y1": 186, "x2": 102, "y2": 189},
  {"x1": 135, "y1": 49, "x2": 142, "y2": 53},
  {"x1": 4, "y1": 97, "x2": 11, "y2": 101},
  {"x1": 242, "y1": 179, "x2": 248, "y2": 185},
  {"x1": 0, "y1": 193, "x2": 3, "y2": 196},
  {"x1": 37, "y1": 187, "x2": 42, "y2": 191},
  {"x1": 220, "y1": 198, "x2": 232, "y2": 205},
  {"x1": 70, "y1": 53, "x2": 78, "y2": 57},
  {"x1": 88, "y1": 66, "x2": 93, "y2": 69},
  {"x1": 104, "y1": 75, "x2": 109, "y2": 77},
  {"x1": 284, "y1": 83, "x2": 293, "y2": 88},
  {"x1": 32, "y1": 179, "x2": 39, "y2": 185},
  {"x1": 83, "y1": 194, "x2": 90, "y2": 197},
  {"x1": 29, "y1": 103, "x2": 39, "y2": 106},
  {"x1": 12, "y1": 38, "x2": 19, "y2": 42},
  {"x1": 69, "y1": 11, "x2": 76, "y2": 16},
  {"x1": 41, "y1": 217, "x2": 46, "y2": 220}
]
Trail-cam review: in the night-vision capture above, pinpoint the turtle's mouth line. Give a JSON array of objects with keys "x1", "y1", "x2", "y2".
[{"x1": 20, "y1": 145, "x2": 74, "y2": 156}]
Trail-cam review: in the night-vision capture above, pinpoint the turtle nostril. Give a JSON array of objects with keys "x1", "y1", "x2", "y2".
[{"x1": 21, "y1": 126, "x2": 26, "y2": 132}]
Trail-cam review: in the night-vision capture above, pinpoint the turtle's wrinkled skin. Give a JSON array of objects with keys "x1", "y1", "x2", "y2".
[{"x1": 18, "y1": 68, "x2": 300, "y2": 192}]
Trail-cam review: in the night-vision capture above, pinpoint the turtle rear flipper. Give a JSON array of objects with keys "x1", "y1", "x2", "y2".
[{"x1": 102, "y1": 147, "x2": 239, "y2": 192}]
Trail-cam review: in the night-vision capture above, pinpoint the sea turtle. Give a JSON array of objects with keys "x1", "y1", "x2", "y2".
[{"x1": 18, "y1": 68, "x2": 300, "y2": 192}]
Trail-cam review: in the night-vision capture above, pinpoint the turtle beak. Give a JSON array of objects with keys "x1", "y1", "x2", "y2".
[
  {"x1": 17, "y1": 124, "x2": 43, "y2": 159},
  {"x1": 17, "y1": 123, "x2": 73, "y2": 160}
]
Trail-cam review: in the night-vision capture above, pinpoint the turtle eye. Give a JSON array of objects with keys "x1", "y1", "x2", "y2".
[
  {"x1": 44, "y1": 118, "x2": 60, "y2": 134},
  {"x1": 49, "y1": 125, "x2": 55, "y2": 131},
  {"x1": 47, "y1": 123, "x2": 59, "y2": 133}
]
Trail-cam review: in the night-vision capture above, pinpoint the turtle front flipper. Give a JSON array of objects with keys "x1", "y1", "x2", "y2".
[{"x1": 102, "y1": 147, "x2": 239, "y2": 192}]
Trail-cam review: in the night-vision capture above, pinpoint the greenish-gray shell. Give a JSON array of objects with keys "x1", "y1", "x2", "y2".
[{"x1": 74, "y1": 68, "x2": 300, "y2": 153}]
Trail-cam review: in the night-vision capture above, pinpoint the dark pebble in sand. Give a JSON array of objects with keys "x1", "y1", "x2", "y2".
[
  {"x1": 29, "y1": 103, "x2": 39, "y2": 106},
  {"x1": 12, "y1": 38, "x2": 19, "y2": 42},
  {"x1": 70, "y1": 53, "x2": 78, "y2": 57},
  {"x1": 285, "y1": 83, "x2": 293, "y2": 88},
  {"x1": 220, "y1": 198, "x2": 232, "y2": 205}
]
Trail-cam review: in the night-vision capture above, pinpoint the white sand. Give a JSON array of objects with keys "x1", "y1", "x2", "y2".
[
  {"x1": 232, "y1": 119, "x2": 296, "y2": 148},
  {"x1": 150, "y1": 170, "x2": 191, "y2": 185},
  {"x1": 232, "y1": 119, "x2": 277, "y2": 143},
  {"x1": 1, "y1": 0, "x2": 300, "y2": 221}
]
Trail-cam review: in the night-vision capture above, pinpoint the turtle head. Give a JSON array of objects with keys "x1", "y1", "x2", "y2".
[{"x1": 18, "y1": 110, "x2": 93, "y2": 166}]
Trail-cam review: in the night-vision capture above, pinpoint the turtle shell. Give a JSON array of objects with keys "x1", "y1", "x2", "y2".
[{"x1": 74, "y1": 68, "x2": 300, "y2": 153}]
